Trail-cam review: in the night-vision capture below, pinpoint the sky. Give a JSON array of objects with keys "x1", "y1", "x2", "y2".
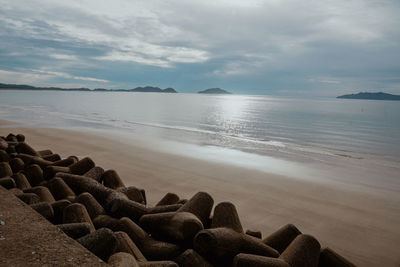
[{"x1": 0, "y1": 0, "x2": 399, "y2": 96}]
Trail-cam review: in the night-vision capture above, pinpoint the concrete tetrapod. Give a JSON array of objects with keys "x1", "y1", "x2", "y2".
[
  {"x1": 24, "y1": 164, "x2": 44, "y2": 186},
  {"x1": 58, "y1": 173, "x2": 177, "y2": 221},
  {"x1": 9, "y1": 158, "x2": 25, "y2": 173},
  {"x1": 75, "y1": 192, "x2": 106, "y2": 219},
  {"x1": 114, "y1": 231, "x2": 147, "y2": 262},
  {"x1": 6, "y1": 135, "x2": 17, "y2": 143},
  {"x1": 37, "y1": 149, "x2": 53, "y2": 157},
  {"x1": 103, "y1": 169, "x2": 126, "y2": 189},
  {"x1": 156, "y1": 193, "x2": 179, "y2": 206},
  {"x1": 93, "y1": 214, "x2": 122, "y2": 230},
  {"x1": 5, "y1": 146, "x2": 16, "y2": 154},
  {"x1": 175, "y1": 249, "x2": 213, "y2": 267},
  {"x1": 318, "y1": 247, "x2": 356, "y2": 267},
  {"x1": 279, "y1": 234, "x2": 321, "y2": 267},
  {"x1": 0, "y1": 162, "x2": 13, "y2": 178},
  {"x1": 211, "y1": 201, "x2": 243, "y2": 233},
  {"x1": 0, "y1": 177, "x2": 16, "y2": 189},
  {"x1": 114, "y1": 233, "x2": 179, "y2": 267},
  {"x1": 138, "y1": 261, "x2": 178, "y2": 267},
  {"x1": 118, "y1": 186, "x2": 146, "y2": 204},
  {"x1": 57, "y1": 173, "x2": 134, "y2": 211},
  {"x1": 106, "y1": 191, "x2": 148, "y2": 221},
  {"x1": 30, "y1": 202, "x2": 54, "y2": 220},
  {"x1": 147, "y1": 204, "x2": 182, "y2": 215},
  {"x1": 84, "y1": 166, "x2": 105, "y2": 182},
  {"x1": 42, "y1": 153, "x2": 61, "y2": 162},
  {"x1": 116, "y1": 217, "x2": 182, "y2": 261},
  {"x1": 5, "y1": 133, "x2": 18, "y2": 142},
  {"x1": 57, "y1": 222, "x2": 92, "y2": 239},
  {"x1": 47, "y1": 177, "x2": 76, "y2": 201},
  {"x1": 77, "y1": 227, "x2": 118, "y2": 261},
  {"x1": 16, "y1": 133, "x2": 25, "y2": 142},
  {"x1": 109, "y1": 253, "x2": 179, "y2": 267},
  {"x1": 194, "y1": 227, "x2": 279, "y2": 266},
  {"x1": 108, "y1": 252, "x2": 140, "y2": 267},
  {"x1": 0, "y1": 138, "x2": 8, "y2": 150},
  {"x1": 263, "y1": 224, "x2": 302, "y2": 253},
  {"x1": 12, "y1": 173, "x2": 31, "y2": 190},
  {"x1": 51, "y1": 199, "x2": 72, "y2": 224},
  {"x1": 17, "y1": 154, "x2": 53, "y2": 168},
  {"x1": 0, "y1": 150, "x2": 10, "y2": 162},
  {"x1": 15, "y1": 142, "x2": 39, "y2": 156},
  {"x1": 57, "y1": 173, "x2": 115, "y2": 205},
  {"x1": 44, "y1": 166, "x2": 71, "y2": 180},
  {"x1": 177, "y1": 192, "x2": 214, "y2": 226},
  {"x1": 52, "y1": 156, "x2": 78, "y2": 167},
  {"x1": 62, "y1": 203, "x2": 95, "y2": 232},
  {"x1": 139, "y1": 211, "x2": 204, "y2": 244},
  {"x1": 43, "y1": 157, "x2": 95, "y2": 180},
  {"x1": 107, "y1": 190, "x2": 181, "y2": 222},
  {"x1": 24, "y1": 186, "x2": 55, "y2": 203},
  {"x1": 17, "y1": 192, "x2": 40, "y2": 204},
  {"x1": 246, "y1": 229, "x2": 262, "y2": 239},
  {"x1": 233, "y1": 253, "x2": 290, "y2": 267},
  {"x1": 69, "y1": 157, "x2": 96, "y2": 175}
]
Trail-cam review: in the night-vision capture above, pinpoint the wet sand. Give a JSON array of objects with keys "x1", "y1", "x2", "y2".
[{"x1": 1, "y1": 119, "x2": 399, "y2": 266}]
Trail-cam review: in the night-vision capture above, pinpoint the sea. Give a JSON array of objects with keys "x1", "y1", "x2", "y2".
[{"x1": 1, "y1": 90, "x2": 399, "y2": 176}]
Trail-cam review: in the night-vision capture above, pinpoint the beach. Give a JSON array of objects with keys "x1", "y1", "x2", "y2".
[
  {"x1": 1, "y1": 119, "x2": 399, "y2": 266},
  {"x1": 2, "y1": 0, "x2": 400, "y2": 265}
]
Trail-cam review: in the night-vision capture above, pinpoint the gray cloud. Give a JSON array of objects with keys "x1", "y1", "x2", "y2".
[{"x1": 0, "y1": 0, "x2": 399, "y2": 95}]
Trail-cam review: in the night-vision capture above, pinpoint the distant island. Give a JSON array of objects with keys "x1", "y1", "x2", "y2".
[
  {"x1": 337, "y1": 92, "x2": 400, "y2": 101},
  {"x1": 198, "y1": 88, "x2": 232, "y2": 94},
  {"x1": 129, "y1": 86, "x2": 177, "y2": 93},
  {"x1": 0, "y1": 83, "x2": 177, "y2": 93}
]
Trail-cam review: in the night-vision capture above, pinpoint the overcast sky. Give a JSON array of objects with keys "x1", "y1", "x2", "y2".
[{"x1": 0, "y1": 0, "x2": 399, "y2": 96}]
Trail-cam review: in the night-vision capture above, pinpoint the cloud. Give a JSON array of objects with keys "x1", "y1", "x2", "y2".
[
  {"x1": 0, "y1": 69, "x2": 51, "y2": 84},
  {"x1": 0, "y1": 0, "x2": 210, "y2": 68},
  {"x1": 33, "y1": 69, "x2": 109, "y2": 82},
  {"x1": 49, "y1": 54, "x2": 78, "y2": 61},
  {"x1": 96, "y1": 46, "x2": 209, "y2": 68},
  {"x1": 0, "y1": 0, "x2": 399, "y2": 94},
  {"x1": 0, "y1": 69, "x2": 108, "y2": 85},
  {"x1": 308, "y1": 78, "x2": 341, "y2": 84}
]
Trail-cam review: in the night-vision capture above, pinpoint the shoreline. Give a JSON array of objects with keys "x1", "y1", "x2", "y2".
[
  {"x1": 1, "y1": 119, "x2": 400, "y2": 266},
  {"x1": 2, "y1": 91, "x2": 400, "y2": 161}
]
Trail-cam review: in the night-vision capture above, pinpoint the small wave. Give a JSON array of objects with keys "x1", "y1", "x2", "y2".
[
  {"x1": 264, "y1": 140, "x2": 286, "y2": 147},
  {"x1": 120, "y1": 119, "x2": 289, "y2": 149},
  {"x1": 334, "y1": 153, "x2": 363, "y2": 159},
  {"x1": 122, "y1": 120, "x2": 218, "y2": 135}
]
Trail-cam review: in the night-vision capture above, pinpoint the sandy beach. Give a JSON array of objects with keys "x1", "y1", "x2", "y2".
[{"x1": 1, "y1": 119, "x2": 399, "y2": 266}]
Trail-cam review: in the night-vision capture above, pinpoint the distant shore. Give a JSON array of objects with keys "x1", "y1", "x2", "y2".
[
  {"x1": 1, "y1": 119, "x2": 399, "y2": 266},
  {"x1": 0, "y1": 83, "x2": 178, "y2": 93},
  {"x1": 1, "y1": 83, "x2": 231, "y2": 95},
  {"x1": 337, "y1": 92, "x2": 400, "y2": 100}
]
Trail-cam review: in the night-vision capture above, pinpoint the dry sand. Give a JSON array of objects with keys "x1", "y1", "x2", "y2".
[{"x1": 1, "y1": 119, "x2": 399, "y2": 266}]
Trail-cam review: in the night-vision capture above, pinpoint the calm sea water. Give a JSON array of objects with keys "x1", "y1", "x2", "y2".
[{"x1": 1, "y1": 90, "x2": 399, "y2": 159}]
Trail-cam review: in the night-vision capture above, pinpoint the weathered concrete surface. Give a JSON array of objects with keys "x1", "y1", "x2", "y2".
[{"x1": 0, "y1": 186, "x2": 108, "y2": 266}]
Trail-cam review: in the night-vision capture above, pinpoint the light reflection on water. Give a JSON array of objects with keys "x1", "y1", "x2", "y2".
[{"x1": 0, "y1": 90, "x2": 400, "y2": 158}]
